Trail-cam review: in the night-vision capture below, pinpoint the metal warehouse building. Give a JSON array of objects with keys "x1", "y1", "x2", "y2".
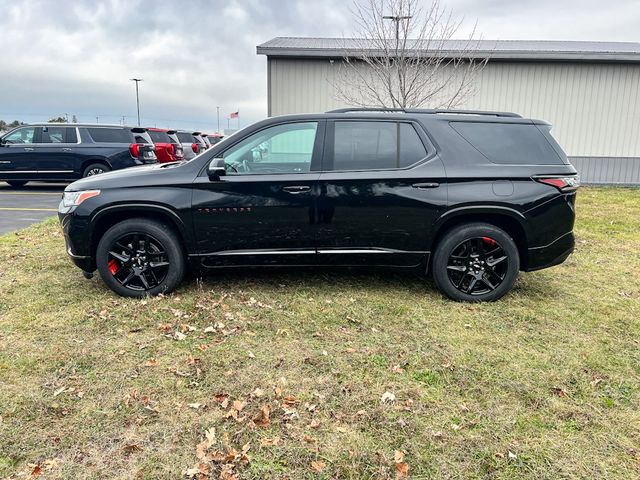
[{"x1": 257, "y1": 37, "x2": 640, "y2": 185}]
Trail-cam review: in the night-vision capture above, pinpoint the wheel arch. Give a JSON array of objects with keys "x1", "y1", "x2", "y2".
[
  {"x1": 429, "y1": 207, "x2": 530, "y2": 271},
  {"x1": 81, "y1": 158, "x2": 112, "y2": 174},
  {"x1": 89, "y1": 205, "x2": 191, "y2": 260}
]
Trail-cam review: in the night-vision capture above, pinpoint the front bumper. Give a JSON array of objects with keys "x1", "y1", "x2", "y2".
[
  {"x1": 59, "y1": 207, "x2": 96, "y2": 273},
  {"x1": 524, "y1": 231, "x2": 575, "y2": 272}
]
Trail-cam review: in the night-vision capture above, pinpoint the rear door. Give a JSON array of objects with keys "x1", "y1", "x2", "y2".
[
  {"x1": 316, "y1": 119, "x2": 447, "y2": 267},
  {"x1": 32, "y1": 126, "x2": 80, "y2": 179},
  {"x1": 0, "y1": 126, "x2": 39, "y2": 179}
]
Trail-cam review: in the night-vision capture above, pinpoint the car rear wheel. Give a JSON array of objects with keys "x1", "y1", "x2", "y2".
[
  {"x1": 96, "y1": 218, "x2": 185, "y2": 297},
  {"x1": 432, "y1": 223, "x2": 519, "y2": 302},
  {"x1": 83, "y1": 163, "x2": 111, "y2": 177},
  {"x1": 6, "y1": 181, "x2": 28, "y2": 188}
]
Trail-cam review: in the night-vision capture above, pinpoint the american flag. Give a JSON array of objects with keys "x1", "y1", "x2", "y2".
[{"x1": 230, "y1": 111, "x2": 239, "y2": 119}]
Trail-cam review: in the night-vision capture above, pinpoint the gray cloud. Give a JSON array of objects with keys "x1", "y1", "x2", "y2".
[{"x1": 0, "y1": 0, "x2": 638, "y2": 130}]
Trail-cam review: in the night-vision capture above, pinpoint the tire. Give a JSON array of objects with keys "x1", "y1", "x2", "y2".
[
  {"x1": 432, "y1": 223, "x2": 520, "y2": 302},
  {"x1": 7, "y1": 181, "x2": 28, "y2": 188},
  {"x1": 82, "y1": 163, "x2": 111, "y2": 177},
  {"x1": 96, "y1": 218, "x2": 185, "y2": 298}
]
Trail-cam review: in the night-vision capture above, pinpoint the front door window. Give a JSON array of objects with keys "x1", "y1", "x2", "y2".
[
  {"x1": 4, "y1": 127, "x2": 36, "y2": 144},
  {"x1": 222, "y1": 122, "x2": 318, "y2": 174}
]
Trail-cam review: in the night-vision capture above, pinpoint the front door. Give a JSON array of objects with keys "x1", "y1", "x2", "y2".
[
  {"x1": 191, "y1": 120, "x2": 325, "y2": 267},
  {"x1": 316, "y1": 119, "x2": 447, "y2": 267},
  {"x1": 0, "y1": 126, "x2": 39, "y2": 179}
]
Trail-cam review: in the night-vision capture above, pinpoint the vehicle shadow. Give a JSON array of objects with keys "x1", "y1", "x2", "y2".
[
  {"x1": 0, "y1": 182, "x2": 68, "y2": 192},
  {"x1": 192, "y1": 266, "x2": 553, "y2": 299}
]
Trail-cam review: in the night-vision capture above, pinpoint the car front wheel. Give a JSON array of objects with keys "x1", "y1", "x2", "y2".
[
  {"x1": 432, "y1": 223, "x2": 520, "y2": 302},
  {"x1": 96, "y1": 218, "x2": 185, "y2": 297}
]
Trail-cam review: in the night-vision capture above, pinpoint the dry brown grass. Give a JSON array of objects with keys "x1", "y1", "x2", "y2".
[{"x1": 0, "y1": 187, "x2": 639, "y2": 479}]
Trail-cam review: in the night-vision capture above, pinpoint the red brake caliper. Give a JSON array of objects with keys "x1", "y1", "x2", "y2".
[
  {"x1": 482, "y1": 237, "x2": 497, "y2": 247},
  {"x1": 108, "y1": 259, "x2": 119, "y2": 275}
]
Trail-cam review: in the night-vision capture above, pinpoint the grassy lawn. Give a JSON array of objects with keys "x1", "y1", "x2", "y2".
[{"x1": 0, "y1": 187, "x2": 639, "y2": 479}]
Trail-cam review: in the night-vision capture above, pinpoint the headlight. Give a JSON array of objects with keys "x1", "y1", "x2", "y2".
[{"x1": 62, "y1": 190, "x2": 101, "y2": 208}]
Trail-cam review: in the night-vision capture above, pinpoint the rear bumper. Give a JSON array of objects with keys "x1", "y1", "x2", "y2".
[{"x1": 524, "y1": 231, "x2": 574, "y2": 271}]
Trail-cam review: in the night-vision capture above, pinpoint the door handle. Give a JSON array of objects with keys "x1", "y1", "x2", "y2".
[
  {"x1": 283, "y1": 185, "x2": 311, "y2": 194},
  {"x1": 412, "y1": 182, "x2": 440, "y2": 189},
  {"x1": 62, "y1": 147, "x2": 72, "y2": 152},
  {"x1": 23, "y1": 147, "x2": 34, "y2": 152}
]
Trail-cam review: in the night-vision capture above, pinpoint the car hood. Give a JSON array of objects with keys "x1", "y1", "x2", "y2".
[{"x1": 65, "y1": 162, "x2": 193, "y2": 192}]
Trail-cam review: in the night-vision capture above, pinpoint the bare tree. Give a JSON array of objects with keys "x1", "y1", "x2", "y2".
[{"x1": 333, "y1": 0, "x2": 489, "y2": 109}]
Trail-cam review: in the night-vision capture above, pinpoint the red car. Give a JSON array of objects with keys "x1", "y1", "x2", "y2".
[{"x1": 147, "y1": 128, "x2": 184, "y2": 163}]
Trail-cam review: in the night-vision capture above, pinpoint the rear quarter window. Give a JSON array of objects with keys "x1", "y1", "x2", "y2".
[
  {"x1": 86, "y1": 128, "x2": 132, "y2": 143},
  {"x1": 450, "y1": 122, "x2": 566, "y2": 165}
]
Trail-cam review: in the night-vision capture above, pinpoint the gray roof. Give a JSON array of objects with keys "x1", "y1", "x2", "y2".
[{"x1": 257, "y1": 37, "x2": 640, "y2": 63}]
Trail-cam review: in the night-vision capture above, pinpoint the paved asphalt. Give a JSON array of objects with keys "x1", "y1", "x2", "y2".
[{"x1": 0, "y1": 182, "x2": 67, "y2": 235}]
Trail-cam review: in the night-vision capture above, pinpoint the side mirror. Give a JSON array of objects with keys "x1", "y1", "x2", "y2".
[{"x1": 207, "y1": 158, "x2": 226, "y2": 179}]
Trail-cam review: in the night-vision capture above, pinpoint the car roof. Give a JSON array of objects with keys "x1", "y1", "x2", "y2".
[
  {"x1": 25, "y1": 123, "x2": 148, "y2": 130},
  {"x1": 259, "y1": 109, "x2": 548, "y2": 125}
]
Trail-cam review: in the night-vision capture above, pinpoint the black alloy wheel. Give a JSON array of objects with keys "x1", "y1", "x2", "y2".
[
  {"x1": 446, "y1": 237, "x2": 509, "y2": 295},
  {"x1": 96, "y1": 218, "x2": 185, "y2": 297},
  {"x1": 432, "y1": 223, "x2": 520, "y2": 302},
  {"x1": 106, "y1": 232, "x2": 170, "y2": 291}
]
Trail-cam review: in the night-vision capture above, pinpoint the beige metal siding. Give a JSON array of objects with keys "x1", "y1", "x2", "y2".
[{"x1": 268, "y1": 58, "x2": 640, "y2": 158}]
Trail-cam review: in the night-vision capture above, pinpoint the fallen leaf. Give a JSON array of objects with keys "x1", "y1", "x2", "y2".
[
  {"x1": 303, "y1": 434, "x2": 315, "y2": 443},
  {"x1": 309, "y1": 418, "x2": 321, "y2": 429},
  {"x1": 381, "y1": 391, "x2": 396, "y2": 403},
  {"x1": 254, "y1": 405, "x2": 271, "y2": 427},
  {"x1": 122, "y1": 444, "x2": 143, "y2": 454},
  {"x1": 394, "y1": 450, "x2": 405, "y2": 463},
  {"x1": 395, "y1": 461, "x2": 409, "y2": 478},
  {"x1": 260, "y1": 436, "x2": 280, "y2": 447},
  {"x1": 232, "y1": 400, "x2": 247, "y2": 412},
  {"x1": 310, "y1": 460, "x2": 326, "y2": 472},
  {"x1": 391, "y1": 365, "x2": 405, "y2": 373},
  {"x1": 188, "y1": 403, "x2": 204, "y2": 410},
  {"x1": 144, "y1": 358, "x2": 158, "y2": 367},
  {"x1": 53, "y1": 387, "x2": 66, "y2": 397},
  {"x1": 251, "y1": 388, "x2": 265, "y2": 398},
  {"x1": 508, "y1": 451, "x2": 518, "y2": 460}
]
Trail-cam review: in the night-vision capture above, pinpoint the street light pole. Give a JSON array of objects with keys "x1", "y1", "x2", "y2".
[
  {"x1": 130, "y1": 78, "x2": 143, "y2": 126},
  {"x1": 216, "y1": 106, "x2": 220, "y2": 133},
  {"x1": 383, "y1": 14, "x2": 412, "y2": 43}
]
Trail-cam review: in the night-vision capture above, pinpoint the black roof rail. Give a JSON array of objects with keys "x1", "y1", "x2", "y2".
[{"x1": 326, "y1": 107, "x2": 522, "y2": 118}]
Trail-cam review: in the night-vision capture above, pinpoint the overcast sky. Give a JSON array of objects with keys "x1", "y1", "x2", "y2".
[{"x1": 0, "y1": 0, "x2": 639, "y2": 131}]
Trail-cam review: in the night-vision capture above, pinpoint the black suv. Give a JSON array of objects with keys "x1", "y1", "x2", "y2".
[
  {"x1": 58, "y1": 109, "x2": 578, "y2": 302},
  {"x1": 0, "y1": 124, "x2": 157, "y2": 187}
]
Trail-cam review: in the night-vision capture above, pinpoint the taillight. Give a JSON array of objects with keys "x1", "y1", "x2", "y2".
[
  {"x1": 129, "y1": 143, "x2": 140, "y2": 158},
  {"x1": 167, "y1": 143, "x2": 175, "y2": 155},
  {"x1": 534, "y1": 176, "x2": 580, "y2": 192},
  {"x1": 191, "y1": 143, "x2": 198, "y2": 154}
]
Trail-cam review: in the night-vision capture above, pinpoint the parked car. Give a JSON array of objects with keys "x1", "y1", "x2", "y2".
[
  {"x1": 147, "y1": 128, "x2": 183, "y2": 163},
  {"x1": 192, "y1": 132, "x2": 208, "y2": 152},
  {"x1": 204, "y1": 133, "x2": 224, "y2": 146},
  {"x1": 58, "y1": 108, "x2": 578, "y2": 301},
  {"x1": 0, "y1": 124, "x2": 157, "y2": 186},
  {"x1": 174, "y1": 130, "x2": 200, "y2": 160}
]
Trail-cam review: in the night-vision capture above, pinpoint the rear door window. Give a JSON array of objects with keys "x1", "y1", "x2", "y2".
[
  {"x1": 450, "y1": 122, "x2": 565, "y2": 165},
  {"x1": 331, "y1": 121, "x2": 428, "y2": 170},
  {"x1": 176, "y1": 132, "x2": 195, "y2": 143},
  {"x1": 40, "y1": 126, "x2": 76, "y2": 143},
  {"x1": 147, "y1": 130, "x2": 172, "y2": 143},
  {"x1": 87, "y1": 128, "x2": 132, "y2": 143}
]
